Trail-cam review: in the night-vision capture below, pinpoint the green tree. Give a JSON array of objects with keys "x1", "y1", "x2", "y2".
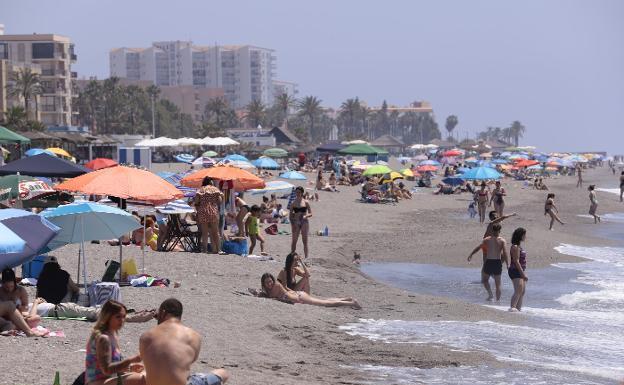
[
  {"x1": 509, "y1": 120, "x2": 525, "y2": 146},
  {"x1": 1, "y1": 106, "x2": 28, "y2": 131},
  {"x1": 146, "y1": 85, "x2": 160, "y2": 137},
  {"x1": 274, "y1": 93, "x2": 295, "y2": 124},
  {"x1": 8, "y1": 68, "x2": 42, "y2": 120},
  {"x1": 244, "y1": 99, "x2": 266, "y2": 128},
  {"x1": 297, "y1": 96, "x2": 323, "y2": 142},
  {"x1": 204, "y1": 97, "x2": 233, "y2": 129},
  {"x1": 339, "y1": 97, "x2": 361, "y2": 138},
  {"x1": 445, "y1": 115, "x2": 458, "y2": 140}
]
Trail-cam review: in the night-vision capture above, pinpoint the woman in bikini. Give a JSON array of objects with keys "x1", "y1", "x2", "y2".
[
  {"x1": 289, "y1": 186, "x2": 312, "y2": 259},
  {"x1": 261, "y1": 273, "x2": 360, "y2": 309},
  {"x1": 545, "y1": 193, "x2": 565, "y2": 230},
  {"x1": 277, "y1": 252, "x2": 311, "y2": 294},
  {"x1": 509, "y1": 227, "x2": 528, "y2": 312},
  {"x1": 476, "y1": 182, "x2": 489, "y2": 224},
  {"x1": 490, "y1": 180, "x2": 506, "y2": 217},
  {"x1": 588, "y1": 185, "x2": 601, "y2": 224},
  {"x1": 234, "y1": 192, "x2": 250, "y2": 237},
  {"x1": 619, "y1": 171, "x2": 624, "y2": 202}
]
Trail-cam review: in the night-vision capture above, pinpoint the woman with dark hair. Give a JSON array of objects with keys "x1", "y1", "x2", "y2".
[
  {"x1": 0, "y1": 268, "x2": 28, "y2": 313},
  {"x1": 277, "y1": 253, "x2": 311, "y2": 294},
  {"x1": 36, "y1": 257, "x2": 79, "y2": 304},
  {"x1": 260, "y1": 273, "x2": 360, "y2": 309},
  {"x1": 619, "y1": 171, "x2": 624, "y2": 202},
  {"x1": 588, "y1": 185, "x2": 601, "y2": 224},
  {"x1": 193, "y1": 177, "x2": 224, "y2": 254},
  {"x1": 476, "y1": 182, "x2": 489, "y2": 224},
  {"x1": 490, "y1": 180, "x2": 506, "y2": 217},
  {"x1": 544, "y1": 193, "x2": 565, "y2": 230},
  {"x1": 289, "y1": 186, "x2": 312, "y2": 259},
  {"x1": 85, "y1": 300, "x2": 144, "y2": 385},
  {"x1": 509, "y1": 227, "x2": 528, "y2": 312}
]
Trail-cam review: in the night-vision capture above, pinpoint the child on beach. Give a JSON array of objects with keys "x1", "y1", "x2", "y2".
[
  {"x1": 246, "y1": 205, "x2": 267, "y2": 256},
  {"x1": 468, "y1": 201, "x2": 477, "y2": 218}
]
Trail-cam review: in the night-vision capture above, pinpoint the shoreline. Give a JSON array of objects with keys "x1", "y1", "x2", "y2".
[{"x1": 1, "y1": 164, "x2": 623, "y2": 384}]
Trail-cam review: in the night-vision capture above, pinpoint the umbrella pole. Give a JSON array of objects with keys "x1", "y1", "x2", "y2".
[
  {"x1": 80, "y1": 216, "x2": 88, "y2": 297},
  {"x1": 77, "y1": 247, "x2": 81, "y2": 287},
  {"x1": 142, "y1": 207, "x2": 146, "y2": 273}
]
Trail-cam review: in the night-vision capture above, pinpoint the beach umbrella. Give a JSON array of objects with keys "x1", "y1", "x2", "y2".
[
  {"x1": 419, "y1": 160, "x2": 441, "y2": 166},
  {"x1": 477, "y1": 160, "x2": 494, "y2": 168},
  {"x1": 0, "y1": 209, "x2": 60, "y2": 270},
  {"x1": 263, "y1": 148, "x2": 288, "y2": 158},
  {"x1": 46, "y1": 147, "x2": 72, "y2": 158},
  {"x1": 0, "y1": 174, "x2": 54, "y2": 200},
  {"x1": 514, "y1": 159, "x2": 539, "y2": 168},
  {"x1": 480, "y1": 152, "x2": 493, "y2": 158},
  {"x1": 460, "y1": 167, "x2": 502, "y2": 180},
  {"x1": 491, "y1": 158, "x2": 508, "y2": 165},
  {"x1": 457, "y1": 167, "x2": 471, "y2": 173},
  {"x1": 440, "y1": 157, "x2": 457, "y2": 165},
  {"x1": 155, "y1": 199, "x2": 196, "y2": 215},
  {"x1": 0, "y1": 153, "x2": 90, "y2": 178},
  {"x1": 400, "y1": 168, "x2": 414, "y2": 177},
  {"x1": 181, "y1": 165, "x2": 265, "y2": 191},
  {"x1": 175, "y1": 153, "x2": 195, "y2": 163},
  {"x1": 202, "y1": 150, "x2": 218, "y2": 157},
  {"x1": 508, "y1": 154, "x2": 528, "y2": 160},
  {"x1": 24, "y1": 148, "x2": 56, "y2": 157},
  {"x1": 223, "y1": 154, "x2": 249, "y2": 162},
  {"x1": 280, "y1": 171, "x2": 307, "y2": 180},
  {"x1": 157, "y1": 171, "x2": 196, "y2": 198},
  {"x1": 442, "y1": 177, "x2": 465, "y2": 186},
  {"x1": 85, "y1": 158, "x2": 118, "y2": 171},
  {"x1": 191, "y1": 156, "x2": 216, "y2": 168},
  {"x1": 42, "y1": 202, "x2": 141, "y2": 290},
  {"x1": 397, "y1": 156, "x2": 412, "y2": 163},
  {"x1": 362, "y1": 164, "x2": 393, "y2": 176},
  {"x1": 220, "y1": 159, "x2": 256, "y2": 170},
  {"x1": 382, "y1": 171, "x2": 404, "y2": 183},
  {"x1": 464, "y1": 157, "x2": 478, "y2": 163},
  {"x1": 54, "y1": 165, "x2": 183, "y2": 202},
  {"x1": 410, "y1": 144, "x2": 425, "y2": 150},
  {"x1": 249, "y1": 181, "x2": 295, "y2": 195},
  {"x1": 443, "y1": 150, "x2": 462, "y2": 157},
  {"x1": 252, "y1": 157, "x2": 280, "y2": 169},
  {"x1": 413, "y1": 154, "x2": 428, "y2": 161},
  {"x1": 417, "y1": 165, "x2": 438, "y2": 172},
  {"x1": 338, "y1": 143, "x2": 388, "y2": 156},
  {"x1": 527, "y1": 164, "x2": 543, "y2": 170}
]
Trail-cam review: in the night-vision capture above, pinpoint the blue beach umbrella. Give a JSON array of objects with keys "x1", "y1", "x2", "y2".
[
  {"x1": 249, "y1": 180, "x2": 295, "y2": 195},
  {"x1": 175, "y1": 153, "x2": 195, "y2": 163},
  {"x1": 460, "y1": 167, "x2": 502, "y2": 180},
  {"x1": 477, "y1": 160, "x2": 494, "y2": 168},
  {"x1": 279, "y1": 170, "x2": 307, "y2": 180},
  {"x1": 457, "y1": 167, "x2": 471, "y2": 174},
  {"x1": 42, "y1": 201, "x2": 141, "y2": 288},
  {"x1": 442, "y1": 177, "x2": 465, "y2": 186},
  {"x1": 252, "y1": 157, "x2": 280, "y2": 169},
  {"x1": 224, "y1": 154, "x2": 249, "y2": 162},
  {"x1": 0, "y1": 209, "x2": 60, "y2": 269},
  {"x1": 24, "y1": 148, "x2": 56, "y2": 157},
  {"x1": 491, "y1": 158, "x2": 508, "y2": 165}
]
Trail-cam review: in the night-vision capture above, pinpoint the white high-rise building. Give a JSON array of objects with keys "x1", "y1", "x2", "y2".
[{"x1": 110, "y1": 41, "x2": 278, "y2": 109}]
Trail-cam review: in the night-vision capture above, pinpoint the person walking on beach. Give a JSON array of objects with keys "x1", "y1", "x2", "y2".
[
  {"x1": 246, "y1": 205, "x2": 267, "y2": 255},
  {"x1": 468, "y1": 223, "x2": 509, "y2": 301},
  {"x1": 619, "y1": 171, "x2": 624, "y2": 202},
  {"x1": 490, "y1": 180, "x2": 506, "y2": 217},
  {"x1": 508, "y1": 228, "x2": 528, "y2": 312},
  {"x1": 194, "y1": 177, "x2": 224, "y2": 254},
  {"x1": 576, "y1": 165, "x2": 583, "y2": 188},
  {"x1": 140, "y1": 298, "x2": 229, "y2": 385},
  {"x1": 289, "y1": 186, "x2": 312, "y2": 259},
  {"x1": 588, "y1": 185, "x2": 601, "y2": 224},
  {"x1": 476, "y1": 182, "x2": 489, "y2": 224},
  {"x1": 545, "y1": 193, "x2": 565, "y2": 230}
]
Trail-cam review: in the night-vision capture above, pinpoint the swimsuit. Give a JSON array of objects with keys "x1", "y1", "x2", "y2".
[
  {"x1": 483, "y1": 259, "x2": 502, "y2": 275},
  {"x1": 85, "y1": 333, "x2": 123, "y2": 383},
  {"x1": 508, "y1": 247, "x2": 527, "y2": 280},
  {"x1": 187, "y1": 373, "x2": 223, "y2": 385}
]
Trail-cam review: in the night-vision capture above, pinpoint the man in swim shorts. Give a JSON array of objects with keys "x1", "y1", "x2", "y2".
[
  {"x1": 140, "y1": 298, "x2": 229, "y2": 385},
  {"x1": 468, "y1": 223, "x2": 509, "y2": 301}
]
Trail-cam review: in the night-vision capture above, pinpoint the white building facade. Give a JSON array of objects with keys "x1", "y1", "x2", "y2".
[{"x1": 110, "y1": 42, "x2": 279, "y2": 109}]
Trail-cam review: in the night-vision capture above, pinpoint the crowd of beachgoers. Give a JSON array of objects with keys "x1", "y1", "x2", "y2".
[{"x1": 0, "y1": 142, "x2": 623, "y2": 385}]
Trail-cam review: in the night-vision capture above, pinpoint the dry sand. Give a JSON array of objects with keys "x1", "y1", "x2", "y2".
[{"x1": 0, "y1": 163, "x2": 621, "y2": 385}]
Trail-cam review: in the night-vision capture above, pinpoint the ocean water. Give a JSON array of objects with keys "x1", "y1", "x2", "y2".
[{"x1": 343, "y1": 223, "x2": 624, "y2": 384}]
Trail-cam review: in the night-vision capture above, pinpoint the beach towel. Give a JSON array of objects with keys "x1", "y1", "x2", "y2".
[
  {"x1": 245, "y1": 254, "x2": 275, "y2": 261},
  {"x1": 42, "y1": 316, "x2": 89, "y2": 321}
]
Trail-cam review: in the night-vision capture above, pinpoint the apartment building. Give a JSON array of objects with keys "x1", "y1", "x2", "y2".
[
  {"x1": 0, "y1": 59, "x2": 43, "y2": 121},
  {"x1": 0, "y1": 33, "x2": 76, "y2": 126},
  {"x1": 110, "y1": 41, "x2": 277, "y2": 109},
  {"x1": 272, "y1": 79, "x2": 299, "y2": 98}
]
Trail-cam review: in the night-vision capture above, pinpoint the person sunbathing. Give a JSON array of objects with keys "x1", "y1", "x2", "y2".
[
  {"x1": 261, "y1": 273, "x2": 361, "y2": 309},
  {"x1": 277, "y1": 253, "x2": 311, "y2": 294},
  {"x1": 0, "y1": 300, "x2": 46, "y2": 337},
  {"x1": 396, "y1": 182, "x2": 412, "y2": 199},
  {"x1": 27, "y1": 297, "x2": 155, "y2": 323}
]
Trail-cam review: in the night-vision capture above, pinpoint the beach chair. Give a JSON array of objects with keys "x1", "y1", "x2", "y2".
[{"x1": 161, "y1": 215, "x2": 201, "y2": 252}]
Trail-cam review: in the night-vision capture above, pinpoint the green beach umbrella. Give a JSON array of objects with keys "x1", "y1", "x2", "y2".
[
  {"x1": 338, "y1": 143, "x2": 389, "y2": 156},
  {"x1": 263, "y1": 148, "x2": 288, "y2": 158},
  {"x1": 0, "y1": 126, "x2": 30, "y2": 144},
  {"x1": 0, "y1": 174, "x2": 38, "y2": 199},
  {"x1": 202, "y1": 150, "x2": 218, "y2": 157},
  {"x1": 362, "y1": 164, "x2": 392, "y2": 176}
]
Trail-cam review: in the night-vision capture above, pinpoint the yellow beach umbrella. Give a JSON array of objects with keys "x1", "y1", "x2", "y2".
[
  {"x1": 400, "y1": 168, "x2": 414, "y2": 177},
  {"x1": 46, "y1": 147, "x2": 72, "y2": 158},
  {"x1": 382, "y1": 171, "x2": 404, "y2": 184}
]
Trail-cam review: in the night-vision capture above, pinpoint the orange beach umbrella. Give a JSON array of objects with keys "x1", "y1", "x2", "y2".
[
  {"x1": 54, "y1": 166, "x2": 183, "y2": 202},
  {"x1": 514, "y1": 159, "x2": 539, "y2": 168},
  {"x1": 85, "y1": 158, "x2": 118, "y2": 171},
  {"x1": 181, "y1": 165, "x2": 265, "y2": 191}
]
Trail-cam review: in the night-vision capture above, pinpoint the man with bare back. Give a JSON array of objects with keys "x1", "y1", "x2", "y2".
[
  {"x1": 468, "y1": 223, "x2": 509, "y2": 301},
  {"x1": 139, "y1": 298, "x2": 229, "y2": 385}
]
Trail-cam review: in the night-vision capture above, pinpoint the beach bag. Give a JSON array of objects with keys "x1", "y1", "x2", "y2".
[
  {"x1": 121, "y1": 258, "x2": 138, "y2": 280},
  {"x1": 265, "y1": 224, "x2": 278, "y2": 235}
]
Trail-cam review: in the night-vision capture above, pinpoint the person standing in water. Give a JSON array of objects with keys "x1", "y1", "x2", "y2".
[
  {"x1": 619, "y1": 171, "x2": 624, "y2": 202},
  {"x1": 468, "y1": 223, "x2": 509, "y2": 301},
  {"x1": 588, "y1": 185, "x2": 601, "y2": 224},
  {"x1": 576, "y1": 165, "x2": 583, "y2": 188},
  {"x1": 508, "y1": 227, "x2": 528, "y2": 312},
  {"x1": 545, "y1": 193, "x2": 565, "y2": 230}
]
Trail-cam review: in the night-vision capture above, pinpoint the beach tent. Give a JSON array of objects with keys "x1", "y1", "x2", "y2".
[
  {"x1": 206, "y1": 137, "x2": 239, "y2": 146},
  {"x1": 317, "y1": 141, "x2": 347, "y2": 153},
  {"x1": 338, "y1": 143, "x2": 388, "y2": 156},
  {"x1": 460, "y1": 167, "x2": 502, "y2": 180},
  {"x1": 0, "y1": 153, "x2": 90, "y2": 177},
  {"x1": 0, "y1": 126, "x2": 30, "y2": 144}
]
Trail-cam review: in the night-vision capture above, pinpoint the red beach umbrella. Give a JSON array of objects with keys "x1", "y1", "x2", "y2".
[
  {"x1": 85, "y1": 158, "x2": 118, "y2": 171},
  {"x1": 417, "y1": 165, "x2": 438, "y2": 172},
  {"x1": 443, "y1": 150, "x2": 462, "y2": 157},
  {"x1": 514, "y1": 159, "x2": 539, "y2": 168}
]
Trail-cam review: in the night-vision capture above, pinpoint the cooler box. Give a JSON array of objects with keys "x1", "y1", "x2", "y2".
[
  {"x1": 22, "y1": 255, "x2": 46, "y2": 279},
  {"x1": 222, "y1": 239, "x2": 248, "y2": 256}
]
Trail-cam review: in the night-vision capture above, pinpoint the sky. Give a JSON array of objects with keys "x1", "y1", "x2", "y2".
[{"x1": 3, "y1": 0, "x2": 623, "y2": 153}]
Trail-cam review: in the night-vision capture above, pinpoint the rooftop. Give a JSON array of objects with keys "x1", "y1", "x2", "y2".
[{"x1": 0, "y1": 33, "x2": 71, "y2": 43}]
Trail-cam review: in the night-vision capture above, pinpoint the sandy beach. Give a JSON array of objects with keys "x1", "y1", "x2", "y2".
[{"x1": 0, "y1": 163, "x2": 622, "y2": 385}]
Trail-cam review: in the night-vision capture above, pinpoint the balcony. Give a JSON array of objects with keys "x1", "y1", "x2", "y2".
[
  {"x1": 41, "y1": 69, "x2": 55, "y2": 76},
  {"x1": 71, "y1": 54, "x2": 77, "y2": 61}
]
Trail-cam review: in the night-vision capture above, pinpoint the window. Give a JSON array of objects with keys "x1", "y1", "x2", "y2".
[
  {"x1": 0, "y1": 43, "x2": 7, "y2": 60},
  {"x1": 32, "y1": 43, "x2": 54, "y2": 59}
]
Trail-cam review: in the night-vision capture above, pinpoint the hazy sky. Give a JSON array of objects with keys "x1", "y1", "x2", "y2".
[{"x1": 4, "y1": 0, "x2": 623, "y2": 153}]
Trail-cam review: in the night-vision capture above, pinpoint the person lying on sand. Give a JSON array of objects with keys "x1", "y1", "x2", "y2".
[
  {"x1": 140, "y1": 298, "x2": 229, "y2": 385},
  {"x1": 260, "y1": 273, "x2": 361, "y2": 309},
  {"x1": 27, "y1": 297, "x2": 156, "y2": 323}
]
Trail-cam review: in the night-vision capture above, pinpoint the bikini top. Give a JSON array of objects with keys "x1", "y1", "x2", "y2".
[{"x1": 292, "y1": 206, "x2": 307, "y2": 213}]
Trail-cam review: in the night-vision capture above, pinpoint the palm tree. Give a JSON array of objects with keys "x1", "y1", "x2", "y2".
[
  {"x1": 244, "y1": 99, "x2": 266, "y2": 128},
  {"x1": 82, "y1": 80, "x2": 101, "y2": 133},
  {"x1": 8, "y1": 68, "x2": 42, "y2": 120},
  {"x1": 146, "y1": 84, "x2": 160, "y2": 137},
  {"x1": 1, "y1": 106, "x2": 28, "y2": 131},
  {"x1": 445, "y1": 115, "x2": 458, "y2": 140},
  {"x1": 509, "y1": 121, "x2": 525, "y2": 146},
  {"x1": 297, "y1": 96, "x2": 323, "y2": 142},
  {"x1": 274, "y1": 93, "x2": 295, "y2": 123},
  {"x1": 204, "y1": 97, "x2": 231, "y2": 128},
  {"x1": 339, "y1": 97, "x2": 361, "y2": 138}
]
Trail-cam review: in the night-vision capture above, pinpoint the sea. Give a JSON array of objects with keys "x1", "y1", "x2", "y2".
[{"x1": 342, "y1": 210, "x2": 624, "y2": 385}]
